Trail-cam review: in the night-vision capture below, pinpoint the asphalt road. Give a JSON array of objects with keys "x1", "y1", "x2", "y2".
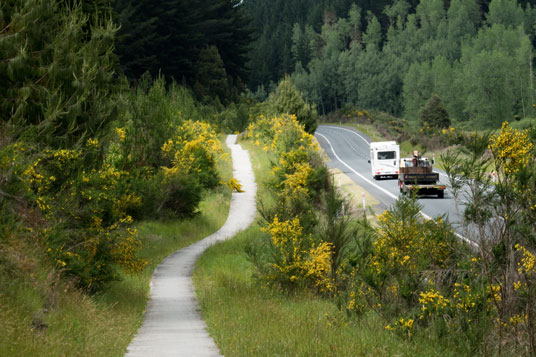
[{"x1": 315, "y1": 125, "x2": 473, "y2": 244}]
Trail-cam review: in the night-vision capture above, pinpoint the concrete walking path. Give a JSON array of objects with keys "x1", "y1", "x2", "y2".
[{"x1": 126, "y1": 135, "x2": 257, "y2": 356}]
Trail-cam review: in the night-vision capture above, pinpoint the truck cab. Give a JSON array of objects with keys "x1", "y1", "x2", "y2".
[{"x1": 369, "y1": 141, "x2": 400, "y2": 179}]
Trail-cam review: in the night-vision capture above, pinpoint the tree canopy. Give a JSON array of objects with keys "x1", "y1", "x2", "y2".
[
  {"x1": 249, "y1": 0, "x2": 536, "y2": 127},
  {"x1": 113, "y1": 0, "x2": 254, "y2": 97}
]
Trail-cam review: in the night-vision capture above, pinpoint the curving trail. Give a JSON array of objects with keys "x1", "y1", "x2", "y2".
[{"x1": 126, "y1": 135, "x2": 257, "y2": 356}]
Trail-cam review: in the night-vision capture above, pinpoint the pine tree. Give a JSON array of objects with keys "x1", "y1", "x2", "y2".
[
  {"x1": 269, "y1": 76, "x2": 318, "y2": 134},
  {"x1": 114, "y1": 0, "x2": 253, "y2": 96},
  {"x1": 1, "y1": 0, "x2": 118, "y2": 147},
  {"x1": 114, "y1": 0, "x2": 159, "y2": 79},
  {"x1": 194, "y1": 46, "x2": 229, "y2": 102}
]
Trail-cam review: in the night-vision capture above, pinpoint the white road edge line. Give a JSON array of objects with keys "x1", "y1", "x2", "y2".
[
  {"x1": 320, "y1": 125, "x2": 371, "y2": 144},
  {"x1": 315, "y1": 131, "x2": 477, "y2": 248},
  {"x1": 323, "y1": 125, "x2": 451, "y2": 179},
  {"x1": 316, "y1": 132, "x2": 397, "y2": 200}
]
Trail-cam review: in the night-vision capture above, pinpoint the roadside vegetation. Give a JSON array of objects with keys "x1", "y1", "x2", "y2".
[
  {"x1": 196, "y1": 79, "x2": 536, "y2": 355},
  {"x1": 1, "y1": 1, "x2": 242, "y2": 354}
]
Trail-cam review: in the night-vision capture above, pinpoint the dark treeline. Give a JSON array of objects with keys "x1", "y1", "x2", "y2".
[{"x1": 113, "y1": 0, "x2": 254, "y2": 102}]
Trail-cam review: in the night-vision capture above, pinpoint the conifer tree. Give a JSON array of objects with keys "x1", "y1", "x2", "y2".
[
  {"x1": 194, "y1": 46, "x2": 229, "y2": 102},
  {"x1": 1, "y1": 0, "x2": 118, "y2": 147},
  {"x1": 114, "y1": 0, "x2": 253, "y2": 96},
  {"x1": 269, "y1": 76, "x2": 318, "y2": 134}
]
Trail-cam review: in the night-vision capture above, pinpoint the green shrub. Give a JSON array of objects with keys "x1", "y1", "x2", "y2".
[
  {"x1": 419, "y1": 95, "x2": 451, "y2": 129},
  {"x1": 20, "y1": 143, "x2": 147, "y2": 291},
  {"x1": 160, "y1": 172, "x2": 202, "y2": 219},
  {"x1": 267, "y1": 76, "x2": 318, "y2": 134}
]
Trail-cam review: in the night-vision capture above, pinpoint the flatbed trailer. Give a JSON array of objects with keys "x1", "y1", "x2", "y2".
[
  {"x1": 398, "y1": 154, "x2": 446, "y2": 198},
  {"x1": 399, "y1": 182, "x2": 446, "y2": 198}
]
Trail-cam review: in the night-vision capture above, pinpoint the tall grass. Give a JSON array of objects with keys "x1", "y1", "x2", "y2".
[
  {"x1": 194, "y1": 141, "x2": 456, "y2": 356},
  {"x1": 0, "y1": 137, "x2": 232, "y2": 356}
]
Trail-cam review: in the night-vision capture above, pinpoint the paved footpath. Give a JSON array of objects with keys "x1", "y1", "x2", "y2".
[{"x1": 126, "y1": 135, "x2": 257, "y2": 356}]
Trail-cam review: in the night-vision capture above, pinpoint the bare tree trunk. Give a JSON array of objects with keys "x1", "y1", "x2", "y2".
[{"x1": 520, "y1": 75, "x2": 526, "y2": 118}]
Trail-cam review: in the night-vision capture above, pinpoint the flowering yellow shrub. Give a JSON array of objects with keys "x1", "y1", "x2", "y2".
[
  {"x1": 161, "y1": 120, "x2": 224, "y2": 188},
  {"x1": 263, "y1": 216, "x2": 334, "y2": 293},
  {"x1": 489, "y1": 121, "x2": 534, "y2": 175},
  {"x1": 516, "y1": 244, "x2": 536, "y2": 275},
  {"x1": 384, "y1": 317, "x2": 414, "y2": 337},
  {"x1": 246, "y1": 114, "x2": 317, "y2": 155},
  {"x1": 227, "y1": 178, "x2": 244, "y2": 192},
  {"x1": 19, "y1": 148, "x2": 147, "y2": 291},
  {"x1": 246, "y1": 112, "x2": 333, "y2": 296},
  {"x1": 419, "y1": 288, "x2": 450, "y2": 318},
  {"x1": 372, "y1": 205, "x2": 453, "y2": 277}
]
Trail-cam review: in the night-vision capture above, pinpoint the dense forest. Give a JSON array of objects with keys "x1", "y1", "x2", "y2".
[
  {"x1": 49, "y1": 0, "x2": 534, "y2": 127},
  {"x1": 243, "y1": 0, "x2": 536, "y2": 127},
  {"x1": 113, "y1": 0, "x2": 254, "y2": 103}
]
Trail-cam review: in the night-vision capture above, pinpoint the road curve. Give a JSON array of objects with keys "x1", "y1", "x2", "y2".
[
  {"x1": 126, "y1": 135, "x2": 257, "y2": 356},
  {"x1": 315, "y1": 125, "x2": 474, "y2": 244}
]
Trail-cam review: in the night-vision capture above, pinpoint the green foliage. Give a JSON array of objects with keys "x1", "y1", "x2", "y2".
[
  {"x1": 460, "y1": 23, "x2": 533, "y2": 126},
  {"x1": 194, "y1": 46, "x2": 229, "y2": 103},
  {"x1": 114, "y1": 0, "x2": 253, "y2": 99},
  {"x1": 418, "y1": 94, "x2": 451, "y2": 129},
  {"x1": 159, "y1": 172, "x2": 203, "y2": 219},
  {"x1": 268, "y1": 76, "x2": 318, "y2": 134},
  {"x1": 0, "y1": 0, "x2": 118, "y2": 147},
  {"x1": 218, "y1": 102, "x2": 251, "y2": 133},
  {"x1": 438, "y1": 123, "x2": 536, "y2": 354}
]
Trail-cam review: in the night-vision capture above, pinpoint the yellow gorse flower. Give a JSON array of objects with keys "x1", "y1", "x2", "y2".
[
  {"x1": 489, "y1": 122, "x2": 533, "y2": 175},
  {"x1": 115, "y1": 127, "x2": 126, "y2": 142}
]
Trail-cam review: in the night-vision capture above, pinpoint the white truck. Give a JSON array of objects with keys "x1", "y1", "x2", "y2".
[{"x1": 369, "y1": 141, "x2": 400, "y2": 179}]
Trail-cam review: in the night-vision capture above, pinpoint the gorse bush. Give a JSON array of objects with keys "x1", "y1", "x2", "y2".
[
  {"x1": 261, "y1": 216, "x2": 334, "y2": 293},
  {"x1": 434, "y1": 121, "x2": 536, "y2": 354},
  {"x1": 161, "y1": 119, "x2": 225, "y2": 189},
  {"x1": 339, "y1": 197, "x2": 461, "y2": 324},
  {"x1": 245, "y1": 111, "x2": 349, "y2": 295},
  {"x1": 19, "y1": 141, "x2": 147, "y2": 291}
]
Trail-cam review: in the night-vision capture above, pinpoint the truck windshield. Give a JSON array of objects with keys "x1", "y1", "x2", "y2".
[{"x1": 377, "y1": 151, "x2": 395, "y2": 160}]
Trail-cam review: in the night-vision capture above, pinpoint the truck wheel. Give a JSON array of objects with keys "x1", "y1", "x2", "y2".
[{"x1": 438, "y1": 191, "x2": 444, "y2": 199}]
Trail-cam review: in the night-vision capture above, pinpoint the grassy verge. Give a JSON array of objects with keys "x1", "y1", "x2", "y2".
[
  {"x1": 0, "y1": 137, "x2": 232, "y2": 356},
  {"x1": 194, "y1": 141, "x2": 453, "y2": 356}
]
